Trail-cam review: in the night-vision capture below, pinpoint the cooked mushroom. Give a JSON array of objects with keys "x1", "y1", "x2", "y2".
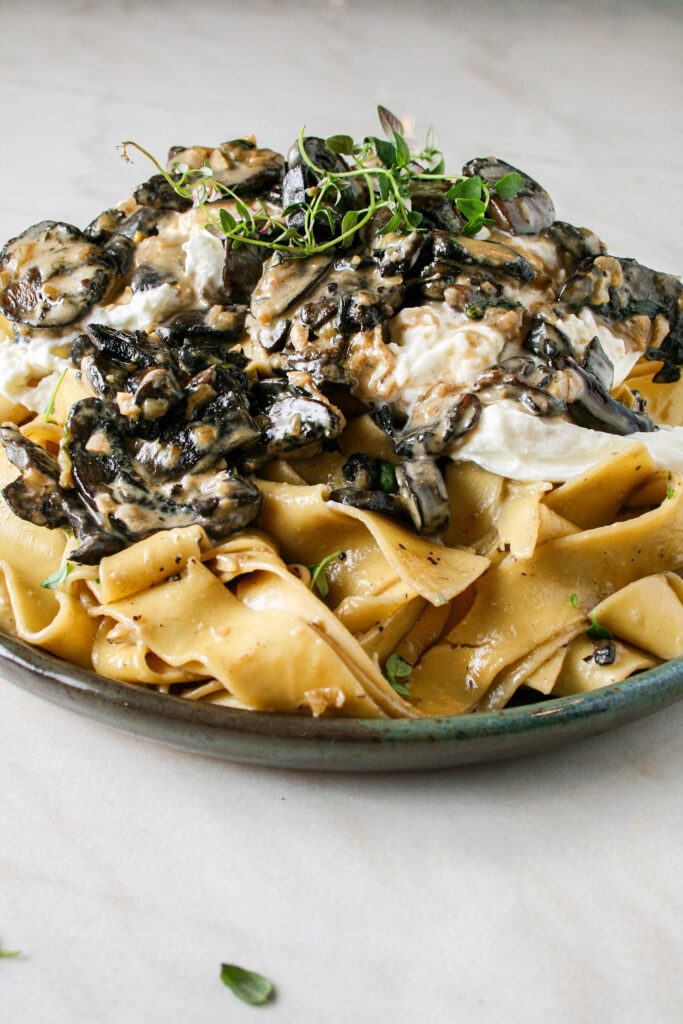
[
  {"x1": 558, "y1": 255, "x2": 682, "y2": 323},
  {"x1": 342, "y1": 453, "x2": 377, "y2": 490},
  {"x1": 393, "y1": 392, "x2": 482, "y2": 457},
  {"x1": 135, "y1": 141, "x2": 284, "y2": 211},
  {"x1": 582, "y1": 336, "x2": 614, "y2": 392},
  {"x1": 328, "y1": 487, "x2": 405, "y2": 521},
  {"x1": 135, "y1": 366, "x2": 260, "y2": 477},
  {"x1": 395, "y1": 458, "x2": 450, "y2": 534},
  {"x1": 543, "y1": 221, "x2": 606, "y2": 264},
  {"x1": 0, "y1": 423, "x2": 126, "y2": 562},
  {"x1": 0, "y1": 221, "x2": 117, "y2": 328},
  {"x1": 67, "y1": 398, "x2": 262, "y2": 546},
  {"x1": 463, "y1": 156, "x2": 556, "y2": 235}
]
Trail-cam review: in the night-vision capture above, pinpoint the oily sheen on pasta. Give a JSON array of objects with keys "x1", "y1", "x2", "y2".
[{"x1": 0, "y1": 120, "x2": 681, "y2": 717}]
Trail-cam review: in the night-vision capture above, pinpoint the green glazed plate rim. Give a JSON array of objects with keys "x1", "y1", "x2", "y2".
[{"x1": 1, "y1": 631, "x2": 681, "y2": 771}]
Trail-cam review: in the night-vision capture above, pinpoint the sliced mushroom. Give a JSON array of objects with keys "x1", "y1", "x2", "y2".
[
  {"x1": 473, "y1": 364, "x2": 566, "y2": 417},
  {"x1": 543, "y1": 221, "x2": 606, "y2": 264},
  {"x1": 135, "y1": 367, "x2": 260, "y2": 477},
  {"x1": 395, "y1": 458, "x2": 450, "y2": 534},
  {"x1": 523, "y1": 316, "x2": 576, "y2": 361},
  {"x1": 582, "y1": 336, "x2": 614, "y2": 392},
  {"x1": 342, "y1": 453, "x2": 377, "y2": 490},
  {"x1": 247, "y1": 377, "x2": 345, "y2": 463},
  {"x1": 250, "y1": 253, "x2": 332, "y2": 326},
  {"x1": 84, "y1": 208, "x2": 126, "y2": 244},
  {"x1": 223, "y1": 240, "x2": 269, "y2": 306},
  {"x1": 67, "y1": 399, "x2": 261, "y2": 546},
  {"x1": 393, "y1": 393, "x2": 482, "y2": 457},
  {"x1": 372, "y1": 230, "x2": 425, "y2": 277},
  {"x1": 0, "y1": 221, "x2": 117, "y2": 328},
  {"x1": 558, "y1": 255, "x2": 683, "y2": 323},
  {"x1": 463, "y1": 156, "x2": 556, "y2": 235},
  {"x1": 328, "y1": 487, "x2": 405, "y2": 521},
  {"x1": 409, "y1": 183, "x2": 466, "y2": 234},
  {"x1": 0, "y1": 423, "x2": 126, "y2": 562}
]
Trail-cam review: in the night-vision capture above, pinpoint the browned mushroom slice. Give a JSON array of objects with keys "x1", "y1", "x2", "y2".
[
  {"x1": 395, "y1": 458, "x2": 450, "y2": 534},
  {"x1": 543, "y1": 221, "x2": 606, "y2": 264},
  {"x1": 0, "y1": 424, "x2": 126, "y2": 562},
  {"x1": 473, "y1": 364, "x2": 566, "y2": 417},
  {"x1": 409, "y1": 182, "x2": 466, "y2": 234},
  {"x1": 67, "y1": 399, "x2": 262, "y2": 546},
  {"x1": 463, "y1": 156, "x2": 556, "y2": 235},
  {"x1": 393, "y1": 393, "x2": 482, "y2": 458},
  {"x1": 0, "y1": 221, "x2": 116, "y2": 328},
  {"x1": 373, "y1": 230, "x2": 425, "y2": 277},
  {"x1": 135, "y1": 368, "x2": 261, "y2": 478},
  {"x1": 251, "y1": 253, "x2": 332, "y2": 326},
  {"x1": 328, "y1": 487, "x2": 406, "y2": 521},
  {"x1": 559, "y1": 254, "x2": 682, "y2": 323}
]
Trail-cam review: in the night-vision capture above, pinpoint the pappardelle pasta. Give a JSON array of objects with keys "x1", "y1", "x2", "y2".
[{"x1": 0, "y1": 113, "x2": 681, "y2": 717}]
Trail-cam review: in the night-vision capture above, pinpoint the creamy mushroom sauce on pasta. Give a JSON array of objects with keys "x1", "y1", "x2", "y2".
[{"x1": 0, "y1": 129, "x2": 681, "y2": 717}]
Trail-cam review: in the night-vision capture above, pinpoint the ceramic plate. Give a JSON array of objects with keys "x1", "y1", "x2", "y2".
[{"x1": 1, "y1": 632, "x2": 681, "y2": 771}]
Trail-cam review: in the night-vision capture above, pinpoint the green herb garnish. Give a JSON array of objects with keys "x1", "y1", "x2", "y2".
[
  {"x1": 308, "y1": 551, "x2": 342, "y2": 597},
  {"x1": 0, "y1": 949, "x2": 21, "y2": 957},
  {"x1": 384, "y1": 652, "x2": 413, "y2": 697},
  {"x1": 220, "y1": 964, "x2": 273, "y2": 1006},
  {"x1": 570, "y1": 593, "x2": 578, "y2": 608},
  {"x1": 43, "y1": 367, "x2": 68, "y2": 423},
  {"x1": 667, "y1": 485, "x2": 675, "y2": 500},
  {"x1": 122, "y1": 106, "x2": 523, "y2": 260},
  {"x1": 40, "y1": 562, "x2": 72, "y2": 590},
  {"x1": 587, "y1": 614, "x2": 612, "y2": 640},
  {"x1": 377, "y1": 459, "x2": 396, "y2": 493},
  {"x1": 435, "y1": 592, "x2": 448, "y2": 605}
]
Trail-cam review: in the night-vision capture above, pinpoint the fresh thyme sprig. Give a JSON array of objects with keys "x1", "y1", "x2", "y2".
[{"x1": 122, "y1": 106, "x2": 523, "y2": 259}]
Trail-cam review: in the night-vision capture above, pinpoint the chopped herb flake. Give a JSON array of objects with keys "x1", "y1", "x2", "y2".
[
  {"x1": 40, "y1": 562, "x2": 72, "y2": 590},
  {"x1": 667, "y1": 485, "x2": 675, "y2": 500},
  {"x1": 435, "y1": 592, "x2": 448, "y2": 605},
  {"x1": 0, "y1": 950, "x2": 21, "y2": 958},
  {"x1": 220, "y1": 964, "x2": 273, "y2": 1006},
  {"x1": 570, "y1": 593, "x2": 578, "y2": 608},
  {"x1": 377, "y1": 459, "x2": 396, "y2": 493}
]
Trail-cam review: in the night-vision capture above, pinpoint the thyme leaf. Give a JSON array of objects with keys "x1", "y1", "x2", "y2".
[
  {"x1": 220, "y1": 964, "x2": 273, "y2": 1006},
  {"x1": 40, "y1": 562, "x2": 72, "y2": 590},
  {"x1": 308, "y1": 551, "x2": 342, "y2": 597},
  {"x1": 0, "y1": 949, "x2": 21, "y2": 957},
  {"x1": 384, "y1": 652, "x2": 413, "y2": 697}
]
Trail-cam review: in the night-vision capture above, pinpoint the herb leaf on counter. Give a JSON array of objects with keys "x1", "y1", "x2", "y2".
[{"x1": 220, "y1": 964, "x2": 273, "y2": 1006}]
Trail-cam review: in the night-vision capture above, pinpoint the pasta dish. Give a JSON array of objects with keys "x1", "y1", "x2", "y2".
[{"x1": 0, "y1": 109, "x2": 681, "y2": 718}]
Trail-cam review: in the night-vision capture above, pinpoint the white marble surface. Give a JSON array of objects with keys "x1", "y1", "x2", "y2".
[{"x1": 1, "y1": 1, "x2": 682, "y2": 1021}]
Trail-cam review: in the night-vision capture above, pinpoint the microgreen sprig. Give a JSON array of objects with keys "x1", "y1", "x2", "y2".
[{"x1": 122, "y1": 107, "x2": 523, "y2": 260}]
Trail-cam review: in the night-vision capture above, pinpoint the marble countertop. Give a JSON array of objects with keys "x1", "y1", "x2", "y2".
[{"x1": 1, "y1": 2, "x2": 682, "y2": 1021}]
